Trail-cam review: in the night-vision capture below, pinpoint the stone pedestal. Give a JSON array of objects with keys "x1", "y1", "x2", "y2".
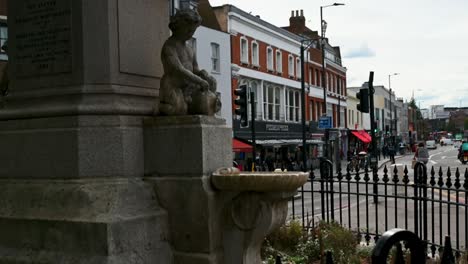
[
  {"x1": 144, "y1": 116, "x2": 232, "y2": 264},
  {"x1": 144, "y1": 116, "x2": 308, "y2": 264},
  {"x1": 0, "y1": 0, "x2": 173, "y2": 263}
]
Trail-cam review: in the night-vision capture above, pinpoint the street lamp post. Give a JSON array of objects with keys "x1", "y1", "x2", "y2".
[
  {"x1": 388, "y1": 73, "x2": 399, "y2": 147},
  {"x1": 300, "y1": 43, "x2": 310, "y2": 172},
  {"x1": 320, "y1": 3, "x2": 344, "y2": 161}
]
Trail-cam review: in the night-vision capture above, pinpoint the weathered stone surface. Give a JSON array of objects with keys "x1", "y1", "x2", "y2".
[
  {"x1": 0, "y1": 116, "x2": 144, "y2": 179},
  {"x1": 212, "y1": 170, "x2": 309, "y2": 192},
  {"x1": 3, "y1": 0, "x2": 166, "y2": 120},
  {"x1": 144, "y1": 115, "x2": 231, "y2": 176},
  {"x1": 159, "y1": 9, "x2": 221, "y2": 116},
  {"x1": 149, "y1": 176, "x2": 228, "y2": 257},
  {"x1": 0, "y1": 178, "x2": 173, "y2": 263}
]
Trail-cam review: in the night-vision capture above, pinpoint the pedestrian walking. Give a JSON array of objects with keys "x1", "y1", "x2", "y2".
[
  {"x1": 414, "y1": 142, "x2": 429, "y2": 164},
  {"x1": 388, "y1": 144, "x2": 395, "y2": 164},
  {"x1": 382, "y1": 144, "x2": 388, "y2": 159}
]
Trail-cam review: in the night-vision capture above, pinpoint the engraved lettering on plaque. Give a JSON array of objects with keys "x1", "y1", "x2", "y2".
[{"x1": 15, "y1": 0, "x2": 72, "y2": 77}]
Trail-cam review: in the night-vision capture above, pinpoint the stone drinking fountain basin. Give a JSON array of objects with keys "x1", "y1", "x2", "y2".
[
  {"x1": 211, "y1": 168, "x2": 309, "y2": 192},
  {"x1": 211, "y1": 168, "x2": 308, "y2": 264}
]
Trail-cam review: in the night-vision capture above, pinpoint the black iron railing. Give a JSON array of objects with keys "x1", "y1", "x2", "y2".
[{"x1": 289, "y1": 159, "x2": 468, "y2": 258}]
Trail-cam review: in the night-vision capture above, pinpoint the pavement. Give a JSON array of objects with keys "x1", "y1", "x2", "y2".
[{"x1": 310, "y1": 153, "x2": 412, "y2": 177}]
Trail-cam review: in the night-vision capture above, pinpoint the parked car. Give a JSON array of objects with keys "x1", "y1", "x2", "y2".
[{"x1": 425, "y1": 140, "x2": 437, "y2": 149}]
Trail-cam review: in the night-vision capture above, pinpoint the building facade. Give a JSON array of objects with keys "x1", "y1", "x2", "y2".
[{"x1": 213, "y1": 6, "x2": 347, "y2": 168}]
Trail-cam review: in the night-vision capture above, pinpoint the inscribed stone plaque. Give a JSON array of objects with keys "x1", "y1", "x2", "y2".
[{"x1": 15, "y1": 0, "x2": 72, "y2": 77}]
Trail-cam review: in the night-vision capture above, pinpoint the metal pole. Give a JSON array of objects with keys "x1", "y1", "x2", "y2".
[
  {"x1": 368, "y1": 72, "x2": 378, "y2": 203},
  {"x1": 300, "y1": 44, "x2": 307, "y2": 172},
  {"x1": 336, "y1": 96, "x2": 341, "y2": 172},
  {"x1": 320, "y1": 6, "x2": 328, "y2": 160},
  {"x1": 389, "y1": 82, "x2": 393, "y2": 147},
  {"x1": 250, "y1": 91, "x2": 256, "y2": 171}
]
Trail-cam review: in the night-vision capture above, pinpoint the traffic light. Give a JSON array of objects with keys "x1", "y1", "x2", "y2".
[
  {"x1": 234, "y1": 84, "x2": 248, "y2": 127},
  {"x1": 385, "y1": 125, "x2": 390, "y2": 134},
  {"x1": 373, "y1": 121, "x2": 379, "y2": 133},
  {"x1": 356, "y1": 88, "x2": 369, "y2": 113}
]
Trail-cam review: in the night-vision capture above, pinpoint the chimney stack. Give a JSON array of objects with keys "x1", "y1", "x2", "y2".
[{"x1": 288, "y1": 9, "x2": 306, "y2": 33}]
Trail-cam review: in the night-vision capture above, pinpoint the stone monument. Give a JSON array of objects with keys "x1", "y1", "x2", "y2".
[
  {"x1": 0, "y1": 2, "x2": 306, "y2": 263},
  {"x1": 0, "y1": 0, "x2": 172, "y2": 262}
]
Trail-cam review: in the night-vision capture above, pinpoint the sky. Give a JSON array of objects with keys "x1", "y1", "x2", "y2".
[{"x1": 208, "y1": 0, "x2": 468, "y2": 109}]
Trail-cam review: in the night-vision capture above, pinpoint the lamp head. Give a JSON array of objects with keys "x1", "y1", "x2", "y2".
[
  {"x1": 322, "y1": 20, "x2": 328, "y2": 33},
  {"x1": 333, "y1": 3, "x2": 345, "y2": 6}
]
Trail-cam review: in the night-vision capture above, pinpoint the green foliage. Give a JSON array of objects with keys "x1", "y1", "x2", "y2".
[
  {"x1": 262, "y1": 220, "x2": 368, "y2": 264},
  {"x1": 266, "y1": 220, "x2": 305, "y2": 255},
  {"x1": 315, "y1": 221, "x2": 360, "y2": 264}
]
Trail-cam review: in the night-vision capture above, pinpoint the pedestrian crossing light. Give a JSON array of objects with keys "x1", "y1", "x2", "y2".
[
  {"x1": 356, "y1": 88, "x2": 370, "y2": 113},
  {"x1": 234, "y1": 84, "x2": 248, "y2": 127}
]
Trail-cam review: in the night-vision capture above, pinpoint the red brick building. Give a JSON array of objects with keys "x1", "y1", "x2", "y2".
[{"x1": 213, "y1": 6, "x2": 348, "y2": 166}]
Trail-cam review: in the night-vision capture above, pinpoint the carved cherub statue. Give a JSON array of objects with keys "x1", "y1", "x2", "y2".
[{"x1": 159, "y1": 9, "x2": 221, "y2": 116}]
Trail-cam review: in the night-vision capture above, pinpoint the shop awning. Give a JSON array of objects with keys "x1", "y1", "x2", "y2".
[
  {"x1": 233, "y1": 138, "x2": 253, "y2": 152},
  {"x1": 250, "y1": 139, "x2": 324, "y2": 146},
  {"x1": 351, "y1": 130, "x2": 372, "y2": 144}
]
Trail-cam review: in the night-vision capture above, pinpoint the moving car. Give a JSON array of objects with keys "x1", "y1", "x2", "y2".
[
  {"x1": 425, "y1": 140, "x2": 437, "y2": 149},
  {"x1": 440, "y1": 138, "x2": 453, "y2": 146}
]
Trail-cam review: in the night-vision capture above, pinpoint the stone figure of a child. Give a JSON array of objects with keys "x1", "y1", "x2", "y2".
[{"x1": 159, "y1": 9, "x2": 221, "y2": 116}]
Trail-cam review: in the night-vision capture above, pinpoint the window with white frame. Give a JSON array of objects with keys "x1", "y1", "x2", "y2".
[
  {"x1": 296, "y1": 58, "x2": 301, "y2": 79},
  {"x1": 263, "y1": 84, "x2": 281, "y2": 121},
  {"x1": 327, "y1": 103, "x2": 332, "y2": 121},
  {"x1": 286, "y1": 89, "x2": 301, "y2": 122},
  {"x1": 274, "y1": 87, "x2": 281, "y2": 120},
  {"x1": 0, "y1": 22, "x2": 7, "y2": 61},
  {"x1": 275, "y1": 50, "x2": 282, "y2": 73},
  {"x1": 249, "y1": 81, "x2": 259, "y2": 119},
  {"x1": 267, "y1": 47, "x2": 274, "y2": 70},
  {"x1": 309, "y1": 102, "x2": 313, "y2": 121},
  {"x1": 210, "y1": 42, "x2": 220, "y2": 73},
  {"x1": 326, "y1": 72, "x2": 330, "y2": 91},
  {"x1": 348, "y1": 109, "x2": 351, "y2": 125},
  {"x1": 240, "y1": 37, "x2": 248, "y2": 64},
  {"x1": 251, "y1": 41, "x2": 259, "y2": 66},
  {"x1": 308, "y1": 68, "x2": 312, "y2": 85},
  {"x1": 340, "y1": 106, "x2": 345, "y2": 127},
  {"x1": 338, "y1": 77, "x2": 341, "y2": 94},
  {"x1": 288, "y1": 55, "x2": 294, "y2": 77},
  {"x1": 333, "y1": 75, "x2": 336, "y2": 93},
  {"x1": 315, "y1": 69, "x2": 320, "y2": 86},
  {"x1": 316, "y1": 102, "x2": 321, "y2": 120}
]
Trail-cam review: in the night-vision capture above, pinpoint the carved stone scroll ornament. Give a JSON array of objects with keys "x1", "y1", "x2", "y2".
[{"x1": 158, "y1": 9, "x2": 221, "y2": 116}]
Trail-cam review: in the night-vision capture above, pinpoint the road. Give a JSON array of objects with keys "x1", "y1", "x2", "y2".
[{"x1": 288, "y1": 144, "x2": 468, "y2": 251}]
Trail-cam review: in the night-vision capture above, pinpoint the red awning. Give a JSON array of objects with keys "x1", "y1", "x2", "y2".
[
  {"x1": 351, "y1": 130, "x2": 371, "y2": 144},
  {"x1": 233, "y1": 139, "x2": 253, "y2": 153}
]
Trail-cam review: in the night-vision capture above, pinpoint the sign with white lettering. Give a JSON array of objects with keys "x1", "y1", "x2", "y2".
[
  {"x1": 15, "y1": 0, "x2": 72, "y2": 77},
  {"x1": 318, "y1": 116, "x2": 332, "y2": 129},
  {"x1": 266, "y1": 124, "x2": 289, "y2": 132}
]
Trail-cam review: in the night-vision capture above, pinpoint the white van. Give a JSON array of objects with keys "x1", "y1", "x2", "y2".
[
  {"x1": 440, "y1": 138, "x2": 453, "y2": 145},
  {"x1": 426, "y1": 140, "x2": 437, "y2": 149}
]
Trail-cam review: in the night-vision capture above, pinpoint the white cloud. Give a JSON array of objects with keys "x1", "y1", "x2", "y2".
[
  {"x1": 344, "y1": 44, "x2": 376, "y2": 58},
  {"x1": 208, "y1": 0, "x2": 468, "y2": 108}
]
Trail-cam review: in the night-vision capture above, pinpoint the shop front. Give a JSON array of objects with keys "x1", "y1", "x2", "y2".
[{"x1": 233, "y1": 120, "x2": 324, "y2": 171}]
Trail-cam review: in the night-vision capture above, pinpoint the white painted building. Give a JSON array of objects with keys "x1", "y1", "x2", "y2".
[{"x1": 192, "y1": 26, "x2": 232, "y2": 127}]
